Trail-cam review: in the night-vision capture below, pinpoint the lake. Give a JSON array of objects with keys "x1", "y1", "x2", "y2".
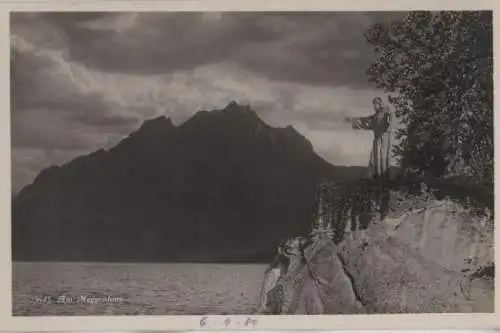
[{"x1": 13, "y1": 262, "x2": 267, "y2": 316}]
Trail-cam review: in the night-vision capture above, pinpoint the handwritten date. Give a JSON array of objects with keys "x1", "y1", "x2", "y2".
[{"x1": 199, "y1": 316, "x2": 258, "y2": 328}]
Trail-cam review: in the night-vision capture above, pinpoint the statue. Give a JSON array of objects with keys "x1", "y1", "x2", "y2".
[{"x1": 345, "y1": 97, "x2": 393, "y2": 180}]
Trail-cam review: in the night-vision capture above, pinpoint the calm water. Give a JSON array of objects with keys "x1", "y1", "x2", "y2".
[{"x1": 13, "y1": 262, "x2": 267, "y2": 316}]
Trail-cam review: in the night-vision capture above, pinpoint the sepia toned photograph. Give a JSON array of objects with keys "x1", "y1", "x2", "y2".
[{"x1": 10, "y1": 9, "x2": 493, "y2": 319}]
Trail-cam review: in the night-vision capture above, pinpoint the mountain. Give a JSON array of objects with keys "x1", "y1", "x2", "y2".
[{"x1": 12, "y1": 101, "x2": 366, "y2": 262}]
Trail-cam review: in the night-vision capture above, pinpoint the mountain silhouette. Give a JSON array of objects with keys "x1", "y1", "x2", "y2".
[{"x1": 12, "y1": 101, "x2": 366, "y2": 262}]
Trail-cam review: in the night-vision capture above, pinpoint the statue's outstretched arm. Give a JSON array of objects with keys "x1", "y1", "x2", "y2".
[{"x1": 345, "y1": 115, "x2": 374, "y2": 130}]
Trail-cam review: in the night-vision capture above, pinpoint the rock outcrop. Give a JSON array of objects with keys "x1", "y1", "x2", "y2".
[{"x1": 261, "y1": 196, "x2": 494, "y2": 314}]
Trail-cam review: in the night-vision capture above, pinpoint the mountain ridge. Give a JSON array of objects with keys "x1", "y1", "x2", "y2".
[{"x1": 13, "y1": 101, "x2": 367, "y2": 262}]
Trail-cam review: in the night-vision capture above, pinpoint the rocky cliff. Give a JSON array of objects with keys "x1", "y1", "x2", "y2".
[{"x1": 260, "y1": 182, "x2": 494, "y2": 314}]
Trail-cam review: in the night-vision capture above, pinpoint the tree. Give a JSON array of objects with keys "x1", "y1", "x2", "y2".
[{"x1": 364, "y1": 11, "x2": 493, "y2": 184}]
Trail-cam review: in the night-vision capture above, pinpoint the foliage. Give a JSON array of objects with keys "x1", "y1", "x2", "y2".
[
  {"x1": 312, "y1": 176, "x2": 493, "y2": 244},
  {"x1": 364, "y1": 11, "x2": 493, "y2": 184}
]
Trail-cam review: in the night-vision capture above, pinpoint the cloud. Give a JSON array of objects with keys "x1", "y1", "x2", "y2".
[
  {"x1": 12, "y1": 36, "x2": 140, "y2": 126},
  {"x1": 12, "y1": 12, "x2": 405, "y2": 87}
]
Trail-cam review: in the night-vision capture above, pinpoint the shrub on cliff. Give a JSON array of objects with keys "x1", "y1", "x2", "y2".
[{"x1": 313, "y1": 175, "x2": 493, "y2": 244}]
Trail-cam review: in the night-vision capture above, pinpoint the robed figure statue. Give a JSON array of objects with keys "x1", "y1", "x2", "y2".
[{"x1": 345, "y1": 97, "x2": 392, "y2": 180}]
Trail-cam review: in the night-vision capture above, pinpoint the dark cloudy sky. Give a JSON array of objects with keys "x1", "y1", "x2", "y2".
[{"x1": 11, "y1": 11, "x2": 405, "y2": 192}]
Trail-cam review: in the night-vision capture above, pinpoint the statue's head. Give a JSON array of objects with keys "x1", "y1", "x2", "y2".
[{"x1": 373, "y1": 97, "x2": 383, "y2": 112}]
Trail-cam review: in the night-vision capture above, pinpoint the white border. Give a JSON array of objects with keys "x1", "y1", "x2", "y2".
[{"x1": 1, "y1": 0, "x2": 499, "y2": 331}]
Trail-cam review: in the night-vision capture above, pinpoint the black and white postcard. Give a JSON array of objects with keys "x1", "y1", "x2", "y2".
[{"x1": 2, "y1": 0, "x2": 499, "y2": 331}]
